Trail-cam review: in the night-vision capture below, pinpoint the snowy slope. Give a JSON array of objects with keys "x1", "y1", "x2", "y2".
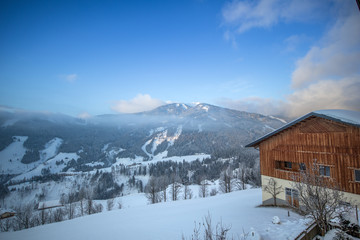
[
  {"x1": 141, "y1": 125, "x2": 183, "y2": 159},
  {"x1": 0, "y1": 137, "x2": 65, "y2": 175},
  {"x1": 0, "y1": 136, "x2": 29, "y2": 174},
  {"x1": 1, "y1": 189, "x2": 310, "y2": 240},
  {"x1": 11, "y1": 152, "x2": 80, "y2": 181},
  {"x1": 39, "y1": 137, "x2": 63, "y2": 162}
]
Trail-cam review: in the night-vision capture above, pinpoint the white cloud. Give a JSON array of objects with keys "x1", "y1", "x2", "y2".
[
  {"x1": 60, "y1": 74, "x2": 78, "y2": 83},
  {"x1": 77, "y1": 112, "x2": 92, "y2": 119},
  {"x1": 217, "y1": 97, "x2": 284, "y2": 116},
  {"x1": 222, "y1": 0, "x2": 325, "y2": 34},
  {"x1": 219, "y1": 1, "x2": 360, "y2": 119},
  {"x1": 111, "y1": 94, "x2": 166, "y2": 113},
  {"x1": 291, "y1": 11, "x2": 360, "y2": 88},
  {"x1": 218, "y1": 77, "x2": 360, "y2": 118},
  {"x1": 285, "y1": 77, "x2": 360, "y2": 118},
  {"x1": 283, "y1": 34, "x2": 310, "y2": 52}
]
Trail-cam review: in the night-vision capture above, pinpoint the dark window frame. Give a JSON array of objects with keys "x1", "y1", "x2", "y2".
[
  {"x1": 355, "y1": 169, "x2": 360, "y2": 182},
  {"x1": 319, "y1": 165, "x2": 330, "y2": 177},
  {"x1": 284, "y1": 161, "x2": 292, "y2": 169}
]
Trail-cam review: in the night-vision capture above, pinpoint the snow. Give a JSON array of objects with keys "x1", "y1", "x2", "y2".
[
  {"x1": 115, "y1": 153, "x2": 211, "y2": 167},
  {"x1": 0, "y1": 136, "x2": 65, "y2": 176},
  {"x1": 85, "y1": 162, "x2": 104, "y2": 167},
  {"x1": 320, "y1": 229, "x2": 360, "y2": 240},
  {"x1": 269, "y1": 116, "x2": 287, "y2": 124},
  {"x1": 264, "y1": 125, "x2": 275, "y2": 131},
  {"x1": 314, "y1": 109, "x2": 360, "y2": 126},
  {"x1": 0, "y1": 189, "x2": 310, "y2": 240},
  {"x1": 1, "y1": 118, "x2": 18, "y2": 127},
  {"x1": 202, "y1": 105, "x2": 209, "y2": 112},
  {"x1": 0, "y1": 136, "x2": 29, "y2": 174},
  {"x1": 39, "y1": 138, "x2": 63, "y2": 162},
  {"x1": 208, "y1": 116, "x2": 217, "y2": 121},
  {"x1": 272, "y1": 216, "x2": 280, "y2": 224},
  {"x1": 141, "y1": 125, "x2": 182, "y2": 159},
  {"x1": 11, "y1": 152, "x2": 80, "y2": 181}
]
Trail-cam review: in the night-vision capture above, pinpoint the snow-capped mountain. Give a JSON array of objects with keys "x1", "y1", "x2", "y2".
[{"x1": 0, "y1": 103, "x2": 285, "y2": 178}]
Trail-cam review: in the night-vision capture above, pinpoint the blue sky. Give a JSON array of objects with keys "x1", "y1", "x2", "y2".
[{"x1": 1, "y1": 0, "x2": 359, "y2": 118}]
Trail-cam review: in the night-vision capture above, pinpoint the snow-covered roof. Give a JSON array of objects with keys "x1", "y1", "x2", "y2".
[
  {"x1": 38, "y1": 200, "x2": 62, "y2": 210},
  {"x1": 246, "y1": 109, "x2": 360, "y2": 148},
  {"x1": 313, "y1": 109, "x2": 360, "y2": 126},
  {"x1": 0, "y1": 208, "x2": 16, "y2": 215}
]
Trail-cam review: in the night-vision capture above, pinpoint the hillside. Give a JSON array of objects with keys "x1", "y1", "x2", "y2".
[
  {"x1": 0, "y1": 103, "x2": 285, "y2": 179},
  {"x1": 0, "y1": 103, "x2": 286, "y2": 226},
  {"x1": 0, "y1": 188, "x2": 310, "y2": 240}
]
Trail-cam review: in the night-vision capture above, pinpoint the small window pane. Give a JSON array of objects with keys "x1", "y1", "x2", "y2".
[
  {"x1": 325, "y1": 166, "x2": 330, "y2": 176},
  {"x1": 285, "y1": 188, "x2": 292, "y2": 196},
  {"x1": 355, "y1": 170, "x2": 360, "y2": 182},
  {"x1": 299, "y1": 163, "x2": 306, "y2": 171},
  {"x1": 292, "y1": 189, "x2": 299, "y2": 198},
  {"x1": 284, "y1": 162, "x2": 292, "y2": 169},
  {"x1": 319, "y1": 165, "x2": 330, "y2": 177}
]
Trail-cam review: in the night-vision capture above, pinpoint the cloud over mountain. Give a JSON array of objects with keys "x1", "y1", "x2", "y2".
[{"x1": 111, "y1": 94, "x2": 166, "y2": 113}]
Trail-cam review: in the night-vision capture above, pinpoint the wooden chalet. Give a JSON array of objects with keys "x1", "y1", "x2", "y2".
[
  {"x1": 0, "y1": 211, "x2": 15, "y2": 220},
  {"x1": 246, "y1": 110, "x2": 360, "y2": 207}
]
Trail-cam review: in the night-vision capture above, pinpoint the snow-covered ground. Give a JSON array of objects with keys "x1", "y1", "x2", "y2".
[
  {"x1": 141, "y1": 125, "x2": 183, "y2": 159},
  {"x1": 114, "y1": 153, "x2": 211, "y2": 167},
  {"x1": 11, "y1": 152, "x2": 80, "y2": 181},
  {"x1": 0, "y1": 136, "x2": 29, "y2": 174},
  {"x1": 0, "y1": 188, "x2": 311, "y2": 240}
]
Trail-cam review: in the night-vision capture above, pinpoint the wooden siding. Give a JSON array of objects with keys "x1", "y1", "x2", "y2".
[{"x1": 259, "y1": 116, "x2": 360, "y2": 195}]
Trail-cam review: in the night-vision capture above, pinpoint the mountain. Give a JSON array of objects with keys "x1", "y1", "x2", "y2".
[{"x1": 0, "y1": 103, "x2": 285, "y2": 178}]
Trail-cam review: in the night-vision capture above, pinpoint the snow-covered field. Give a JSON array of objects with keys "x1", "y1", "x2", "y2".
[
  {"x1": 0, "y1": 189, "x2": 310, "y2": 240},
  {"x1": 0, "y1": 136, "x2": 29, "y2": 174}
]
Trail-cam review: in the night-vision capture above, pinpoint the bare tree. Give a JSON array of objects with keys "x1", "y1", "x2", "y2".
[
  {"x1": 183, "y1": 180, "x2": 193, "y2": 200},
  {"x1": 86, "y1": 198, "x2": 94, "y2": 215},
  {"x1": 158, "y1": 176, "x2": 169, "y2": 202},
  {"x1": 170, "y1": 174, "x2": 182, "y2": 201},
  {"x1": 93, "y1": 203, "x2": 103, "y2": 213},
  {"x1": 219, "y1": 167, "x2": 234, "y2": 193},
  {"x1": 0, "y1": 218, "x2": 12, "y2": 232},
  {"x1": 292, "y1": 161, "x2": 346, "y2": 236},
  {"x1": 14, "y1": 204, "x2": 34, "y2": 230},
  {"x1": 66, "y1": 202, "x2": 75, "y2": 219},
  {"x1": 199, "y1": 177, "x2": 209, "y2": 198},
  {"x1": 264, "y1": 178, "x2": 283, "y2": 206},
  {"x1": 236, "y1": 163, "x2": 248, "y2": 190},
  {"x1": 183, "y1": 213, "x2": 231, "y2": 240},
  {"x1": 145, "y1": 176, "x2": 161, "y2": 204},
  {"x1": 39, "y1": 203, "x2": 48, "y2": 225},
  {"x1": 107, "y1": 198, "x2": 114, "y2": 211},
  {"x1": 52, "y1": 208, "x2": 64, "y2": 222}
]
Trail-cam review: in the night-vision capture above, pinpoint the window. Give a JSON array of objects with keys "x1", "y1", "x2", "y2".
[
  {"x1": 275, "y1": 161, "x2": 281, "y2": 169},
  {"x1": 355, "y1": 169, "x2": 360, "y2": 182},
  {"x1": 299, "y1": 163, "x2": 306, "y2": 171},
  {"x1": 319, "y1": 165, "x2": 330, "y2": 177},
  {"x1": 284, "y1": 161, "x2": 292, "y2": 169},
  {"x1": 275, "y1": 161, "x2": 295, "y2": 171},
  {"x1": 285, "y1": 188, "x2": 299, "y2": 207}
]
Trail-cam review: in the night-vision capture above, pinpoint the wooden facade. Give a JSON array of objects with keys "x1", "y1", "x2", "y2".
[{"x1": 248, "y1": 115, "x2": 360, "y2": 195}]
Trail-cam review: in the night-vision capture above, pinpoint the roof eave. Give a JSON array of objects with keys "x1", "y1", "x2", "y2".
[{"x1": 245, "y1": 111, "x2": 360, "y2": 148}]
